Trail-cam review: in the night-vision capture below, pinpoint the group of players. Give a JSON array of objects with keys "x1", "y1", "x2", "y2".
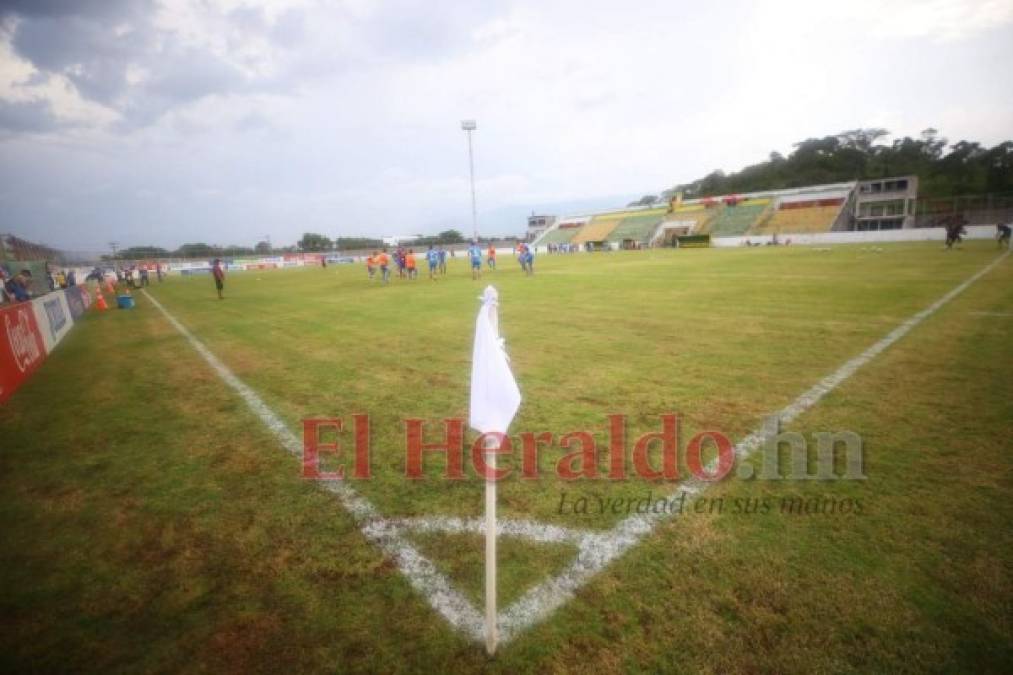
[
  {"x1": 942, "y1": 217, "x2": 1013, "y2": 250},
  {"x1": 365, "y1": 242, "x2": 535, "y2": 284}
]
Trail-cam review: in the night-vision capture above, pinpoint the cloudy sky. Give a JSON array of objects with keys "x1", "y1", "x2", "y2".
[{"x1": 1, "y1": 0, "x2": 1011, "y2": 251}]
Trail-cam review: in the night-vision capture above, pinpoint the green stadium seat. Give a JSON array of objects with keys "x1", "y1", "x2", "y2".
[
  {"x1": 706, "y1": 200, "x2": 771, "y2": 236},
  {"x1": 606, "y1": 213, "x2": 666, "y2": 245},
  {"x1": 537, "y1": 225, "x2": 583, "y2": 245}
]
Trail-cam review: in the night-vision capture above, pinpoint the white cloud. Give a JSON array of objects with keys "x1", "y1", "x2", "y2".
[
  {"x1": 858, "y1": 0, "x2": 1013, "y2": 42},
  {"x1": 0, "y1": 0, "x2": 1011, "y2": 249},
  {"x1": 0, "y1": 34, "x2": 119, "y2": 129}
]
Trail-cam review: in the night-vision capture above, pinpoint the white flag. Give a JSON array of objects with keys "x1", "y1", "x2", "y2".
[
  {"x1": 470, "y1": 285, "x2": 520, "y2": 656},
  {"x1": 469, "y1": 286, "x2": 521, "y2": 434}
]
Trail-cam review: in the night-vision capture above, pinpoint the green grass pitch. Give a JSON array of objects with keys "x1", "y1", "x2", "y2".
[{"x1": 1, "y1": 243, "x2": 1011, "y2": 672}]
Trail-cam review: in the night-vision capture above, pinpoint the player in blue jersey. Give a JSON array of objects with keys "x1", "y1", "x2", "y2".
[
  {"x1": 518, "y1": 242, "x2": 535, "y2": 276},
  {"x1": 437, "y1": 247, "x2": 448, "y2": 275},
  {"x1": 468, "y1": 242, "x2": 483, "y2": 280},
  {"x1": 465, "y1": 242, "x2": 482, "y2": 277},
  {"x1": 426, "y1": 245, "x2": 440, "y2": 280}
]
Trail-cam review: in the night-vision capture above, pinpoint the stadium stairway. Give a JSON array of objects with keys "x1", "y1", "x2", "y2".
[{"x1": 651, "y1": 206, "x2": 718, "y2": 241}]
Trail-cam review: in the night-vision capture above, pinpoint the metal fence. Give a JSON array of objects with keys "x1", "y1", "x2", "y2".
[{"x1": 913, "y1": 193, "x2": 1013, "y2": 227}]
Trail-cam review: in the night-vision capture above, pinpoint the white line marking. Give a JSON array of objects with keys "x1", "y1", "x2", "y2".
[
  {"x1": 385, "y1": 516, "x2": 595, "y2": 546},
  {"x1": 496, "y1": 250, "x2": 1010, "y2": 643},
  {"x1": 142, "y1": 290, "x2": 486, "y2": 642},
  {"x1": 144, "y1": 250, "x2": 1009, "y2": 648}
]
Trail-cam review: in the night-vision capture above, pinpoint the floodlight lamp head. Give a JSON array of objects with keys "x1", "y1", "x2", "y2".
[{"x1": 461, "y1": 120, "x2": 477, "y2": 131}]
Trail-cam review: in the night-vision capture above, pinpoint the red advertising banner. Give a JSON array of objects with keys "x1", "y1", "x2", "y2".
[{"x1": 0, "y1": 302, "x2": 47, "y2": 404}]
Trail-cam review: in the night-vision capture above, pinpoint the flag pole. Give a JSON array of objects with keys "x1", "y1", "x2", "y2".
[
  {"x1": 471, "y1": 285, "x2": 518, "y2": 657},
  {"x1": 485, "y1": 433, "x2": 498, "y2": 655}
]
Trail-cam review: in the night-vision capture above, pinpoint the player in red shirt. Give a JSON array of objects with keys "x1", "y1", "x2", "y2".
[{"x1": 212, "y1": 258, "x2": 226, "y2": 299}]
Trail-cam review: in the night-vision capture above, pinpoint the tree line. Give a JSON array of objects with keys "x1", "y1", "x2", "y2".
[
  {"x1": 627, "y1": 128, "x2": 1013, "y2": 206},
  {"x1": 106, "y1": 229, "x2": 478, "y2": 260}
]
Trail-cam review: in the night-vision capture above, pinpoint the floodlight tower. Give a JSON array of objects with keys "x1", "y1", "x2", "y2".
[{"x1": 461, "y1": 119, "x2": 478, "y2": 241}]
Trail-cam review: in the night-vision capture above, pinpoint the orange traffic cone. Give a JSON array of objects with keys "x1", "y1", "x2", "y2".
[{"x1": 95, "y1": 290, "x2": 108, "y2": 310}]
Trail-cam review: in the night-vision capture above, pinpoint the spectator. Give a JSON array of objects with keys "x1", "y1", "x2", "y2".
[{"x1": 6, "y1": 269, "x2": 33, "y2": 303}]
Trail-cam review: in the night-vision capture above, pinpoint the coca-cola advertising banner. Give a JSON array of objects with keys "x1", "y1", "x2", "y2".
[{"x1": 0, "y1": 302, "x2": 47, "y2": 404}]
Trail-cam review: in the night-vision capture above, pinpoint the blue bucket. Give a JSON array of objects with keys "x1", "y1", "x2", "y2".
[{"x1": 117, "y1": 295, "x2": 135, "y2": 309}]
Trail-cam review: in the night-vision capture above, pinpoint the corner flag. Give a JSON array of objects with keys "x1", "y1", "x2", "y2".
[
  {"x1": 469, "y1": 285, "x2": 521, "y2": 655},
  {"x1": 470, "y1": 286, "x2": 521, "y2": 435}
]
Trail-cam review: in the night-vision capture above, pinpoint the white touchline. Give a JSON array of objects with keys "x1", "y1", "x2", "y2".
[
  {"x1": 142, "y1": 249, "x2": 1008, "y2": 648},
  {"x1": 142, "y1": 290, "x2": 486, "y2": 642}
]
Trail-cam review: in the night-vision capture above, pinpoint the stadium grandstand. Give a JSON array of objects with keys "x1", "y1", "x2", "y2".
[
  {"x1": 572, "y1": 211, "x2": 648, "y2": 247},
  {"x1": 0, "y1": 233, "x2": 61, "y2": 262},
  {"x1": 570, "y1": 218, "x2": 619, "y2": 246},
  {"x1": 704, "y1": 198, "x2": 772, "y2": 236},
  {"x1": 606, "y1": 210, "x2": 668, "y2": 248},
  {"x1": 751, "y1": 196, "x2": 848, "y2": 235},
  {"x1": 655, "y1": 204, "x2": 715, "y2": 244},
  {"x1": 1, "y1": 233, "x2": 70, "y2": 299},
  {"x1": 531, "y1": 176, "x2": 926, "y2": 246},
  {"x1": 537, "y1": 216, "x2": 588, "y2": 246}
]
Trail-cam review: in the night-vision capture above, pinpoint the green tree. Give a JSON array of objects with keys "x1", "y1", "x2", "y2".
[
  {"x1": 334, "y1": 237, "x2": 383, "y2": 250},
  {"x1": 255, "y1": 241, "x2": 272, "y2": 254},
  {"x1": 175, "y1": 243, "x2": 215, "y2": 258},
  {"x1": 662, "y1": 128, "x2": 1013, "y2": 200},
  {"x1": 298, "y1": 233, "x2": 333, "y2": 252},
  {"x1": 119, "y1": 246, "x2": 170, "y2": 259},
  {"x1": 220, "y1": 245, "x2": 254, "y2": 257},
  {"x1": 437, "y1": 229, "x2": 465, "y2": 243}
]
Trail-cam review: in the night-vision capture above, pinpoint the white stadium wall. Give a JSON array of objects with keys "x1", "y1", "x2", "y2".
[{"x1": 710, "y1": 225, "x2": 1001, "y2": 247}]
